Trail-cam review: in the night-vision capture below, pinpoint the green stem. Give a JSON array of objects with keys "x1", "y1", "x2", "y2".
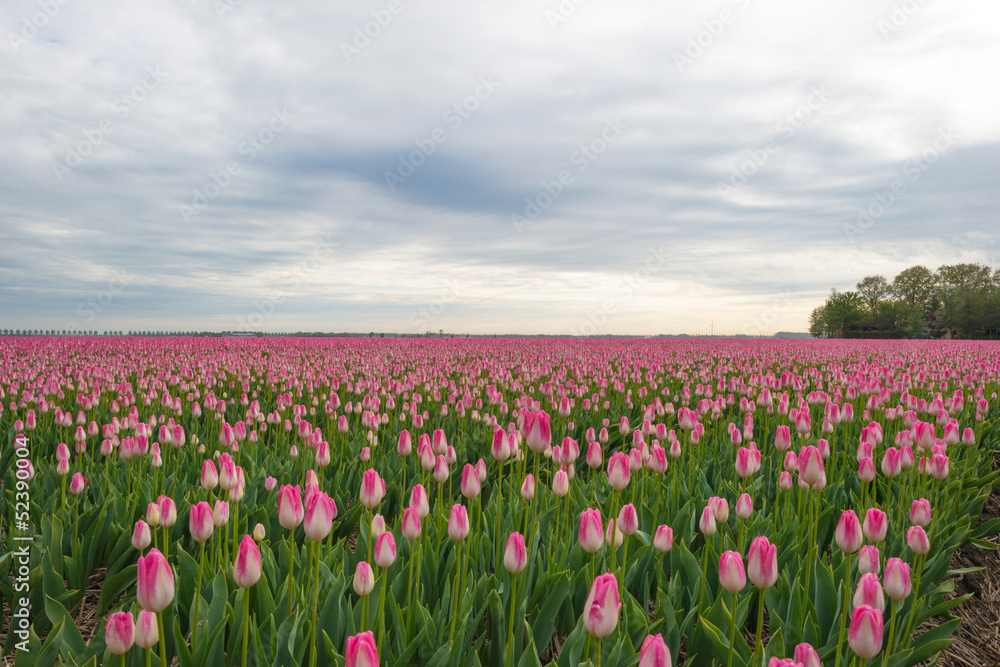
[
  {"x1": 753, "y1": 589, "x2": 765, "y2": 667},
  {"x1": 728, "y1": 590, "x2": 737, "y2": 667},
  {"x1": 507, "y1": 573, "x2": 518, "y2": 665},
  {"x1": 835, "y1": 551, "x2": 853, "y2": 667},
  {"x1": 192, "y1": 540, "x2": 205, "y2": 653},
  {"x1": 287, "y1": 532, "x2": 296, "y2": 616},
  {"x1": 882, "y1": 599, "x2": 897, "y2": 666},
  {"x1": 157, "y1": 612, "x2": 167, "y2": 667},
  {"x1": 241, "y1": 587, "x2": 250, "y2": 667},
  {"x1": 376, "y1": 568, "x2": 388, "y2": 656}
]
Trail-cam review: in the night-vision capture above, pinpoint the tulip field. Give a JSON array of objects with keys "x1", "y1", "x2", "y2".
[{"x1": 2, "y1": 336, "x2": 1000, "y2": 667}]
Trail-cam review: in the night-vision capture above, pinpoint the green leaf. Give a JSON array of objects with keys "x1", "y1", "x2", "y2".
[
  {"x1": 517, "y1": 632, "x2": 543, "y2": 667},
  {"x1": 97, "y1": 564, "x2": 137, "y2": 615},
  {"x1": 43, "y1": 594, "x2": 86, "y2": 658},
  {"x1": 966, "y1": 537, "x2": 998, "y2": 550},
  {"x1": 529, "y1": 571, "x2": 570, "y2": 652},
  {"x1": 971, "y1": 517, "x2": 1000, "y2": 539}
]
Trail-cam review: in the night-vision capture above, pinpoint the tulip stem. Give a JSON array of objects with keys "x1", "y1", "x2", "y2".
[
  {"x1": 241, "y1": 587, "x2": 250, "y2": 667},
  {"x1": 192, "y1": 540, "x2": 205, "y2": 653},
  {"x1": 376, "y1": 568, "x2": 388, "y2": 656},
  {"x1": 157, "y1": 612, "x2": 167, "y2": 667},
  {"x1": 753, "y1": 589, "x2": 765, "y2": 667},
  {"x1": 451, "y1": 539, "x2": 462, "y2": 641},
  {"x1": 507, "y1": 572, "x2": 518, "y2": 665},
  {"x1": 901, "y1": 553, "x2": 924, "y2": 653},
  {"x1": 406, "y1": 539, "x2": 417, "y2": 643},
  {"x1": 835, "y1": 551, "x2": 853, "y2": 667},
  {"x1": 727, "y1": 590, "x2": 737, "y2": 667},
  {"x1": 882, "y1": 599, "x2": 898, "y2": 667},
  {"x1": 309, "y1": 541, "x2": 319, "y2": 667},
  {"x1": 495, "y1": 460, "x2": 504, "y2": 572},
  {"x1": 595, "y1": 636, "x2": 602, "y2": 667},
  {"x1": 287, "y1": 532, "x2": 296, "y2": 616}
]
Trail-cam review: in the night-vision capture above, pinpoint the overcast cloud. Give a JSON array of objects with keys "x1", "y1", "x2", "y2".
[{"x1": 1, "y1": 0, "x2": 998, "y2": 335}]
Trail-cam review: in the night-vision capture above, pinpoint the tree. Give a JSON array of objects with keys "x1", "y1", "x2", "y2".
[
  {"x1": 823, "y1": 290, "x2": 865, "y2": 337},
  {"x1": 856, "y1": 275, "x2": 890, "y2": 319},
  {"x1": 808, "y1": 305, "x2": 828, "y2": 337},
  {"x1": 891, "y1": 266, "x2": 935, "y2": 310}
]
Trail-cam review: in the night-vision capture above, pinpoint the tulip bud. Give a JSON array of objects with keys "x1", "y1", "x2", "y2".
[
  {"x1": 374, "y1": 532, "x2": 397, "y2": 568},
  {"x1": 504, "y1": 532, "x2": 528, "y2": 574},
  {"x1": 105, "y1": 611, "x2": 135, "y2": 655},
  {"x1": 264, "y1": 476, "x2": 277, "y2": 491},
  {"x1": 360, "y1": 468, "x2": 384, "y2": 509},
  {"x1": 233, "y1": 535, "x2": 262, "y2": 588},
  {"x1": 583, "y1": 573, "x2": 621, "y2": 638},
  {"x1": 135, "y1": 609, "x2": 159, "y2": 649},
  {"x1": 136, "y1": 548, "x2": 174, "y2": 612},
  {"x1": 794, "y1": 643, "x2": 821, "y2": 667},
  {"x1": 552, "y1": 469, "x2": 570, "y2": 497},
  {"x1": 778, "y1": 471, "x2": 793, "y2": 491},
  {"x1": 401, "y1": 507, "x2": 422, "y2": 541},
  {"x1": 863, "y1": 508, "x2": 887, "y2": 543},
  {"x1": 835, "y1": 510, "x2": 863, "y2": 554},
  {"x1": 278, "y1": 485, "x2": 304, "y2": 530},
  {"x1": 718, "y1": 550, "x2": 746, "y2": 594},
  {"x1": 910, "y1": 498, "x2": 931, "y2": 527},
  {"x1": 906, "y1": 525, "x2": 930, "y2": 555},
  {"x1": 304, "y1": 492, "x2": 337, "y2": 541},
  {"x1": 189, "y1": 501, "x2": 214, "y2": 543},
  {"x1": 698, "y1": 505, "x2": 716, "y2": 537},
  {"x1": 638, "y1": 633, "x2": 672, "y2": 667},
  {"x1": 521, "y1": 474, "x2": 535, "y2": 501},
  {"x1": 586, "y1": 441, "x2": 602, "y2": 468},
  {"x1": 747, "y1": 536, "x2": 778, "y2": 589},
  {"x1": 132, "y1": 520, "x2": 152, "y2": 550},
  {"x1": 201, "y1": 460, "x2": 219, "y2": 491},
  {"x1": 448, "y1": 504, "x2": 470, "y2": 541},
  {"x1": 579, "y1": 509, "x2": 604, "y2": 554},
  {"x1": 858, "y1": 544, "x2": 880, "y2": 575},
  {"x1": 353, "y1": 561, "x2": 375, "y2": 596},
  {"x1": 410, "y1": 484, "x2": 429, "y2": 518},
  {"x1": 370, "y1": 513, "x2": 386, "y2": 540},
  {"x1": 213, "y1": 500, "x2": 230, "y2": 527},
  {"x1": 146, "y1": 502, "x2": 161, "y2": 528},
  {"x1": 848, "y1": 605, "x2": 884, "y2": 659},
  {"x1": 884, "y1": 557, "x2": 912, "y2": 601},
  {"x1": 708, "y1": 496, "x2": 729, "y2": 522},
  {"x1": 607, "y1": 451, "x2": 630, "y2": 490},
  {"x1": 653, "y1": 525, "x2": 673, "y2": 553},
  {"x1": 157, "y1": 496, "x2": 177, "y2": 528},
  {"x1": 618, "y1": 503, "x2": 638, "y2": 536},
  {"x1": 69, "y1": 472, "x2": 87, "y2": 495},
  {"x1": 345, "y1": 631, "x2": 378, "y2": 667},
  {"x1": 461, "y1": 463, "x2": 482, "y2": 499},
  {"x1": 605, "y1": 521, "x2": 624, "y2": 548},
  {"x1": 854, "y1": 571, "x2": 885, "y2": 611},
  {"x1": 735, "y1": 493, "x2": 753, "y2": 520}
]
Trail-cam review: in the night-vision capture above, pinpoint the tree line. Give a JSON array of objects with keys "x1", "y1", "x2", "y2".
[{"x1": 809, "y1": 263, "x2": 1000, "y2": 339}]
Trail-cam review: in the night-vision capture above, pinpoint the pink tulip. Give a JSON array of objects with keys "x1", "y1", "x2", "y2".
[
  {"x1": 157, "y1": 496, "x2": 177, "y2": 528},
  {"x1": 521, "y1": 474, "x2": 536, "y2": 501},
  {"x1": 583, "y1": 573, "x2": 621, "y2": 638},
  {"x1": 213, "y1": 500, "x2": 230, "y2": 527},
  {"x1": 778, "y1": 471, "x2": 793, "y2": 491},
  {"x1": 579, "y1": 509, "x2": 604, "y2": 553},
  {"x1": 135, "y1": 609, "x2": 159, "y2": 649},
  {"x1": 146, "y1": 502, "x2": 161, "y2": 528},
  {"x1": 858, "y1": 457, "x2": 876, "y2": 484},
  {"x1": 461, "y1": 463, "x2": 481, "y2": 499},
  {"x1": 653, "y1": 525, "x2": 673, "y2": 553},
  {"x1": 858, "y1": 544, "x2": 880, "y2": 575},
  {"x1": 278, "y1": 485, "x2": 304, "y2": 530},
  {"x1": 606, "y1": 521, "x2": 624, "y2": 549},
  {"x1": 69, "y1": 472, "x2": 87, "y2": 495},
  {"x1": 835, "y1": 510, "x2": 863, "y2": 554},
  {"x1": 794, "y1": 643, "x2": 820, "y2": 667},
  {"x1": 552, "y1": 469, "x2": 570, "y2": 497},
  {"x1": 345, "y1": 630, "x2": 379, "y2": 667},
  {"x1": 410, "y1": 484, "x2": 429, "y2": 518},
  {"x1": 848, "y1": 605, "x2": 884, "y2": 659},
  {"x1": 639, "y1": 633, "x2": 672, "y2": 667},
  {"x1": 863, "y1": 508, "x2": 887, "y2": 543},
  {"x1": 798, "y1": 445, "x2": 823, "y2": 487},
  {"x1": 718, "y1": 550, "x2": 746, "y2": 594},
  {"x1": 606, "y1": 451, "x2": 630, "y2": 490},
  {"x1": 884, "y1": 557, "x2": 912, "y2": 600},
  {"x1": 353, "y1": 561, "x2": 375, "y2": 596},
  {"x1": 132, "y1": 520, "x2": 151, "y2": 550},
  {"x1": 735, "y1": 447, "x2": 754, "y2": 479},
  {"x1": 304, "y1": 492, "x2": 337, "y2": 541},
  {"x1": 136, "y1": 548, "x2": 174, "y2": 612},
  {"x1": 586, "y1": 441, "x2": 603, "y2": 468},
  {"x1": 910, "y1": 498, "x2": 931, "y2": 527},
  {"x1": 233, "y1": 535, "x2": 262, "y2": 588},
  {"x1": 504, "y1": 532, "x2": 528, "y2": 574},
  {"x1": 735, "y1": 493, "x2": 753, "y2": 520},
  {"x1": 56, "y1": 458, "x2": 70, "y2": 476},
  {"x1": 189, "y1": 501, "x2": 214, "y2": 543},
  {"x1": 253, "y1": 523, "x2": 266, "y2": 541},
  {"x1": 476, "y1": 458, "x2": 488, "y2": 483},
  {"x1": 906, "y1": 525, "x2": 930, "y2": 555},
  {"x1": 448, "y1": 504, "x2": 470, "y2": 541},
  {"x1": 618, "y1": 503, "x2": 638, "y2": 536},
  {"x1": 774, "y1": 425, "x2": 791, "y2": 452},
  {"x1": 360, "y1": 469, "x2": 384, "y2": 509},
  {"x1": 698, "y1": 505, "x2": 717, "y2": 537},
  {"x1": 105, "y1": 611, "x2": 135, "y2": 655},
  {"x1": 433, "y1": 455, "x2": 450, "y2": 484},
  {"x1": 854, "y1": 571, "x2": 885, "y2": 611},
  {"x1": 747, "y1": 536, "x2": 778, "y2": 589},
  {"x1": 523, "y1": 410, "x2": 552, "y2": 454},
  {"x1": 374, "y1": 532, "x2": 397, "y2": 568},
  {"x1": 56, "y1": 442, "x2": 70, "y2": 461},
  {"x1": 401, "y1": 507, "x2": 421, "y2": 541},
  {"x1": 708, "y1": 496, "x2": 729, "y2": 522},
  {"x1": 201, "y1": 460, "x2": 219, "y2": 490}
]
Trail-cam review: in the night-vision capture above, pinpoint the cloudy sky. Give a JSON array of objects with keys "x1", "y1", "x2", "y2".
[{"x1": 1, "y1": 0, "x2": 998, "y2": 335}]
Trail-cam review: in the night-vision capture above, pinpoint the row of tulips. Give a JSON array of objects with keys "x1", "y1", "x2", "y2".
[{"x1": 1, "y1": 336, "x2": 999, "y2": 667}]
